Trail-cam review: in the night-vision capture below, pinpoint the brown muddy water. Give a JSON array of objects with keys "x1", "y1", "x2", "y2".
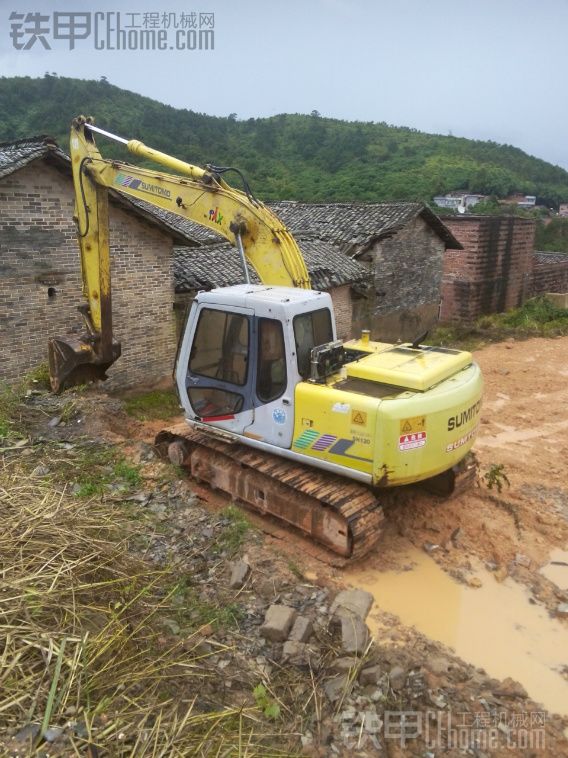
[{"x1": 348, "y1": 547, "x2": 568, "y2": 716}]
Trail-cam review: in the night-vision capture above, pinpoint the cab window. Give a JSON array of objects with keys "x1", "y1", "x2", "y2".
[
  {"x1": 293, "y1": 309, "x2": 333, "y2": 379},
  {"x1": 189, "y1": 308, "x2": 249, "y2": 386},
  {"x1": 257, "y1": 318, "x2": 287, "y2": 402}
]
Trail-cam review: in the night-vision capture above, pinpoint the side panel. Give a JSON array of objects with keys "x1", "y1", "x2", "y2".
[
  {"x1": 292, "y1": 383, "x2": 380, "y2": 476},
  {"x1": 373, "y1": 363, "x2": 484, "y2": 486}
]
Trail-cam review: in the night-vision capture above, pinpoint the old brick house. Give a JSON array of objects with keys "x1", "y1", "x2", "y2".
[
  {"x1": 440, "y1": 216, "x2": 535, "y2": 322},
  {"x1": 0, "y1": 137, "x2": 196, "y2": 388},
  {"x1": 531, "y1": 251, "x2": 568, "y2": 296},
  {"x1": 173, "y1": 238, "x2": 369, "y2": 341},
  {"x1": 267, "y1": 201, "x2": 462, "y2": 342}
]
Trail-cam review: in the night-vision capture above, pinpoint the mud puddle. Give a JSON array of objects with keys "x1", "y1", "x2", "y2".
[
  {"x1": 541, "y1": 548, "x2": 568, "y2": 591},
  {"x1": 348, "y1": 547, "x2": 568, "y2": 716}
]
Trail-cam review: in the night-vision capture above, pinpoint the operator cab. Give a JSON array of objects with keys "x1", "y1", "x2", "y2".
[{"x1": 175, "y1": 285, "x2": 336, "y2": 447}]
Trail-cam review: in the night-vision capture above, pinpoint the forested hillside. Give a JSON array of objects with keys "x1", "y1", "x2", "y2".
[{"x1": 2, "y1": 75, "x2": 568, "y2": 205}]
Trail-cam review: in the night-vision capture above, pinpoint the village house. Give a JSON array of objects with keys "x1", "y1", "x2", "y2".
[
  {"x1": 0, "y1": 136, "x2": 199, "y2": 389},
  {"x1": 439, "y1": 215, "x2": 536, "y2": 321},
  {"x1": 266, "y1": 201, "x2": 463, "y2": 342}
]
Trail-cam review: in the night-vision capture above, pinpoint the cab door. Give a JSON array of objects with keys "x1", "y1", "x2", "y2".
[
  {"x1": 182, "y1": 303, "x2": 255, "y2": 434},
  {"x1": 243, "y1": 316, "x2": 295, "y2": 448}
]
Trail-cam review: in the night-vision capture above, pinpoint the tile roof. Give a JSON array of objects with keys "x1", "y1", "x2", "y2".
[
  {"x1": 533, "y1": 251, "x2": 568, "y2": 265},
  {"x1": 0, "y1": 136, "x2": 199, "y2": 246},
  {"x1": 174, "y1": 237, "x2": 369, "y2": 293},
  {"x1": 266, "y1": 201, "x2": 463, "y2": 250},
  {"x1": 0, "y1": 136, "x2": 67, "y2": 179}
]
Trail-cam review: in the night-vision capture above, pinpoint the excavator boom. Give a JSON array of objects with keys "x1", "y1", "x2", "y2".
[{"x1": 49, "y1": 116, "x2": 310, "y2": 391}]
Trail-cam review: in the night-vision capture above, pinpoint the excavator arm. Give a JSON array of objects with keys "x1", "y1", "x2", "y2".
[{"x1": 48, "y1": 116, "x2": 310, "y2": 391}]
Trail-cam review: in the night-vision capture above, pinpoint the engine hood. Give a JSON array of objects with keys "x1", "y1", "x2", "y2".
[{"x1": 344, "y1": 345, "x2": 473, "y2": 392}]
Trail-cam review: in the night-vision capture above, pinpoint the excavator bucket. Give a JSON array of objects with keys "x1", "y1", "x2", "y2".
[{"x1": 48, "y1": 334, "x2": 121, "y2": 393}]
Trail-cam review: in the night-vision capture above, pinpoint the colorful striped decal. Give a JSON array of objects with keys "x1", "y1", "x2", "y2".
[
  {"x1": 293, "y1": 429, "x2": 320, "y2": 449},
  {"x1": 293, "y1": 430, "x2": 373, "y2": 464},
  {"x1": 312, "y1": 434, "x2": 337, "y2": 451}
]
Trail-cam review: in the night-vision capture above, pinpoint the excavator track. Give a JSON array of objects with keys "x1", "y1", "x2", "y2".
[{"x1": 155, "y1": 423, "x2": 384, "y2": 560}]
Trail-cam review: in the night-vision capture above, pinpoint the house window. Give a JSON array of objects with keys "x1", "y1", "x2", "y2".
[
  {"x1": 257, "y1": 318, "x2": 286, "y2": 402},
  {"x1": 189, "y1": 308, "x2": 249, "y2": 386},
  {"x1": 293, "y1": 309, "x2": 333, "y2": 379}
]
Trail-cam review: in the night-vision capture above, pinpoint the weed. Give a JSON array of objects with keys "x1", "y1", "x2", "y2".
[
  {"x1": 219, "y1": 505, "x2": 250, "y2": 554},
  {"x1": 123, "y1": 389, "x2": 181, "y2": 421},
  {"x1": 253, "y1": 684, "x2": 281, "y2": 720},
  {"x1": 169, "y1": 578, "x2": 244, "y2": 631},
  {"x1": 113, "y1": 460, "x2": 143, "y2": 488},
  {"x1": 432, "y1": 296, "x2": 568, "y2": 350},
  {"x1": 287, "y1": 560, "x2": 304, "y2": 580},
  {"x1": 22, "y1": 362, "x2": 51, "y2": 390},
  {"x1": 483, "y1": 463, "x2": 510, "y2": 493}
]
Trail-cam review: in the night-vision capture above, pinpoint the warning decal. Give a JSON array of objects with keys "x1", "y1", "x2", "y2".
[
  {"x1": 351, "y1": 410, "x2": 367, "y2": 426},
  {"x1": 399, "y1": 431, "x2": 427, "y2": 451},
  {"x1": 400, "y1": 416, "x2": 426, "y2": 435}
]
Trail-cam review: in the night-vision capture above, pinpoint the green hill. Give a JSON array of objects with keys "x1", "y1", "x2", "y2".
[{"x1": 2, "y1": 74, "x2": 568, "y2": 206}]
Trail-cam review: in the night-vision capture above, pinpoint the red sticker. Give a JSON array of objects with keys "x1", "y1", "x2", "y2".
[{"x1": 399, "y1": 431, "x2": 427, "y2": 451}]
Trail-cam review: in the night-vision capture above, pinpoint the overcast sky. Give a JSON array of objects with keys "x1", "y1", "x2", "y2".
[{"x1": 1, "y1": 0, "x2": 568, "y2": 168}]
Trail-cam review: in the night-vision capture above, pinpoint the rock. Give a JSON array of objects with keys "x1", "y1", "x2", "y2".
[
  {"x1": 44, "y1": 726, "x2": 65, "y2": 742},
  {"x1": 426, "y1": 656, "x2": 451, "y2": 676},
  {"x1": 260, "y1": 604, "x2": 297, "y2": 642},
  {"x1": 324, "y1": 673, "x2": 349, "y2": 702},
  {"x1": 423, "y1": 541, "x2": 439, "y2": 554},
  {"x1": 340, "y1": 615, "x2": 369, "y2": 655},
  {"x1": 556, "y1": 602, "x2": 568, "y2": 616},
  {"x1": 31, "y1": 465, "x2": 50, "y2": 477},
  {"x1": 494, "y1": 566, "x2": 508, "y2": 583},
  {"x1": 493, "y1": 677, "x2": 528, "y2": 699},
  {"x1": 328, "y1": 656, "x2": 359, "y2": 674},
  {"x1": 467, "y1": 576, "x2": 483, "y2": 589},
  {"x1": 514, "y1": 553, "x2": 531, "y2": 568},
  {"x1": 288, "y1": 615, "x2": 313, "y2": 643},
  {"x1": 389, "y1": 665, "x2": 406, "y2": 691},
  {"x1": 13, "y1": 723, "x2": 40, "y2": 743},
  {"x1": 330, "y1": 588, "x2": 373, "y2": 621},
  {"x1": 450, "y1": 527, "x2": 462, "y2": 546},
  {"x1": 282, "y1": 640, "x2": 315, "y2": 667},
  {"x1": 359, "y1": 664, "x2": 381, "y2": 686},
  {"x1": 229, "y1": 559, "x2": 250, "y2": 589},
  {"x1": 47, "y1": 415, "x2": 62, "y2": 428}
]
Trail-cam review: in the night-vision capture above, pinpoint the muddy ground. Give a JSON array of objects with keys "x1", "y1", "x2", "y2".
[{"x1": 5, "y1": 335, "x2": 568, "y2": 756}]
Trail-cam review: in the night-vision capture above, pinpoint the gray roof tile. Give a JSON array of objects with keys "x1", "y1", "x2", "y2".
[
  {"x1": 174, "y1": 237, "x2": 369, "y2": 293},
  {"x1": 533, "y1": 251, "x2": 568, "y2": 265}
]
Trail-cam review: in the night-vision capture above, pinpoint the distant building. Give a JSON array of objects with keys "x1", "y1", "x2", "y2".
[
  {"x1": 501, "y1": 194, "x2": 537, "y2": 209},
  {"x1": 558, "y1": 203, "x2": 568, "y2": 217},
  {"x1": 433, "y1": 193, "x2": 485, "y2": 212}
]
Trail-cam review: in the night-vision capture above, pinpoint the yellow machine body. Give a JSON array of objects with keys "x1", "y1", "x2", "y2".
[{"x1": 292, "y1": 338, "x2": 483, "y2": 486}]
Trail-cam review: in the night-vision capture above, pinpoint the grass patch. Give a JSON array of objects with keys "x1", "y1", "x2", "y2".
[
  {"x1": 39, "y1": 441, "x2": 143, "y2": 498},
  {"x1": 218, "y1": 505, "x2": 250, "y2": 555},
  {"x1": 123, "y1": 389, "x2": 181, "y2": 421},
  {"x1": 431, "y1": 296, "x2": 568, "y2": 350},
  {"x1": 0, "y1": 459, "x2": 289, "y2": 756}
]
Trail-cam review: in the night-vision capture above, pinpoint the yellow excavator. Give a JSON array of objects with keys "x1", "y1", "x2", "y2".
[{"x1": 48, "y1": 116, "x2": 483, "y2": 559}]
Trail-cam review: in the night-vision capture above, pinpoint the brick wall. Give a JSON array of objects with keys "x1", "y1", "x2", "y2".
[
  {"x1": 531, "y1": 252, "x2": 568, "y2": 295},
  {"x1": 357, "y1": 215, "x2": 445, "y2": 342},
  {"x1": 0, "y1": 160, "x2": 176, "y2": 389},
  {"x1": 329, "y1": 284, "x2": 353, "y2": 340},
  {"x1": 440, "y1": 216, "x2": 534, "y2": 322}
]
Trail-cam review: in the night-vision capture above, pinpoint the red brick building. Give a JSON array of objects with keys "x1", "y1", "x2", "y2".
[{"x1": 440, "y1": 216, "x2": 535, "y2": 322}]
